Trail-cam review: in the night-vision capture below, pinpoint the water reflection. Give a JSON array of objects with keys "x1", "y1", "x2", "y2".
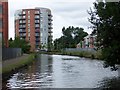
[{"x1": 6, "y1": 54, "x2": 120, "y2": 89}]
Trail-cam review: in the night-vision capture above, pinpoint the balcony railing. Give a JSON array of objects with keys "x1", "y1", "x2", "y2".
[
  {"x1": 35, "y1": 11, "x2": 40, "y2": 15},
  {"x1": 35, "y1": 29, "x2": 40, "y2": 32},
  {"x1": 48, "y1": 26, "x2": 53, "y2": 29},
  {"x1": 19, "y1": 16, "x2": 26, "y2": 20},
  {"x1": 19, "y1": 34, "x2": 26, "y2": 37},
  {"x1": 35, "y1": 20, "x2": 40, "y2": 24},
  {"x1": 19, "y1": 29, "x2": 26, "y2": 33},
  {"x1": 35, "y1": 33, "x2": 40, "y2": 37},
  {"x1": 19, "y1": 25, "x2": 26, "y2": 29},
  {"x1": 35, "y1": 15, "x2": 40, "y2": 19},
  {"x1": 48, "y1": 30, "x2": 53, "y2": 33},
  {"x1": 36, "y1": 39, "x2": 40, "y2": 42}
]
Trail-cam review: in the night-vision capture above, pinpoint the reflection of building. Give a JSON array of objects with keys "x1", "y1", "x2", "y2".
[
  {"x1": 77, "y1": 35, "x2": 96, "y2": 49},
  {"x1": 0, "y1": 0, "x2": 8, "y2": 47},
  {"x1": 39, "y1": 54, "x2": 52, "y2": 73},
  {"x1": 15, "y1": 7, "x2": 53, "y2": 51}
]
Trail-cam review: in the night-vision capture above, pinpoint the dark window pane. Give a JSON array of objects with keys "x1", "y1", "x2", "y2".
[
  {"x1": 0, "y1": 5, "x2": 2, "y2": 14},
  {"x1": 0, "y1": 19, "x2": 2, "y2": 28}
]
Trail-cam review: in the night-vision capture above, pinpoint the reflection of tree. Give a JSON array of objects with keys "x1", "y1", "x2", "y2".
[{"x1": 97, "y1": 77, "x2": 120, "y2": 88}]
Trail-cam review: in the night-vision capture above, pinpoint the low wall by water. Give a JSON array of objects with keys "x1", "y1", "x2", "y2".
[
  {"x1": 2, "y1": 48, "x2": 22, "y2": 60},
  {"x1": 64, "y1": 48, "x2": 96, "y2": 53}
]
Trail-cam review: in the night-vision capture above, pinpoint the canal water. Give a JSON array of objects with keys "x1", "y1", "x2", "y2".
[{"x1": 6, "y1": 54, "x2": 120, "y2": 89}]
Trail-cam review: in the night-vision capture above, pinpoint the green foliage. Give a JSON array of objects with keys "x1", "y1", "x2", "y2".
[
  {"x1": 9, "y1": 37, "x2": 31, "y2": 53},
  {"x1": 54, "y1": 26, "x2": 88, "y2": 50},
  {"x1": 88, "y1": 1, "x2": 120, "y2": 69}
]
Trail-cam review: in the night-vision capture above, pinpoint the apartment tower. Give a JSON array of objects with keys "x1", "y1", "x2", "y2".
[
  {"x1": 0, "y1": 0, "x2": 8, "y2": 47},
  {"x1": 15, "y1": 7, "x2": 53, "y2": 51}
]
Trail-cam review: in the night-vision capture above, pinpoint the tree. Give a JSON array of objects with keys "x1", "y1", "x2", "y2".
[
  {"x1": 9, "y1": 37, "x2": 31, "y2": 53},
  {"x1": 54, "y1": 26, "x2": 88, "y2": 50},
  {"x1": 88, "y1": 1, "x2": 120, "y2": 70}
]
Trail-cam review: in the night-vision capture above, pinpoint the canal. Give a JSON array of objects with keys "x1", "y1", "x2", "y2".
[{"x1": 5, "y1": 54, "x2": 120, "y2": 89}]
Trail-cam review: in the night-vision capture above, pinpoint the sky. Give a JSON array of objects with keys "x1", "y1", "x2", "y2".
[{"x1": 8, "y1": 0, "x2": 96, "y2": 40}]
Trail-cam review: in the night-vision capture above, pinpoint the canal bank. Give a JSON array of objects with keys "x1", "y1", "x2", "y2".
[
  {"x1": 39, "y1": 50, "x2": 103, "y2": 60},
  {"x1": 2, "y1": 53, "x2": 35, "y2": 78}
]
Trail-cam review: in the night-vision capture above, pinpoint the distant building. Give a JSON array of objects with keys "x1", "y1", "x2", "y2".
[
  {"x1": 0, "y1": 0, "x2": 8, "y2": 47},
  {"x1": 15, "y1": 7, "x2": 53, "y2": 51},
  {"x1": 77, "y1": 35, "x2": 96, "y2": 49}
]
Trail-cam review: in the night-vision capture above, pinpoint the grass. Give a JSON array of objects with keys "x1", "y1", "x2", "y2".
[
  {"x1": 2, "y1": 54, "x2": 35, "y2": 74},
  {"x1": 61, "y1": 50, "x2": 103, "y2": 60},
  {"x1": 40, "y1": 50, "x2": 103, "y2": 60}
]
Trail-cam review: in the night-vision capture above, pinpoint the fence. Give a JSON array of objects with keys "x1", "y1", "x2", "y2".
[{"x1": 2, "y1": 48, "x2": 22, "y2": 60}]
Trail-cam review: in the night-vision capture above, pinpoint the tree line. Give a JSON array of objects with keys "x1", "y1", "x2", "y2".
[{"x1": 54, "y1": 26, "x2": 88, "y2": 50}]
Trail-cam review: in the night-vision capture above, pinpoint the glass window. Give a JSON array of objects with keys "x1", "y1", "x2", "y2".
[
  {"x1": 40, "y1": 24, "x2": 43, "y2": 28},
  {"x1": 28, "y1": 28, "x2": 30, "y2": 32},
  {"x1": 23, "y1": 16, "x2": 26, "y2": 18},
  {"x1": 0, "y1": 5, "x2": 2, "y2": 14},
  {"x1": 28, "y1": 11, "x2": 30, "y2": 14},
  {"x1": 0, "y1": 19, "x2": 2, "y2": 28},
  {"x1": 28, "y1": 20, "x2": 30, "y2": 23},
  {"x1": 23, "y1": 11, "x2": 26, "y2": 14},
  {"x1": 28, "y1": 33, "x2": 30, "y2": 37},
  {"x1": 28, "y1": 15, "x2": 30, "y2": 19}
]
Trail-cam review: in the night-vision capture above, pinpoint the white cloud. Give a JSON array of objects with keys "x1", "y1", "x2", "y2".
[{"x1": 8, "y1": 0, "x2": 94, "y2": 40}]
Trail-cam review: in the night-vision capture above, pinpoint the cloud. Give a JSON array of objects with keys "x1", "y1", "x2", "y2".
[{"x1": 8, "y1": 0, "x2": 95, "y2": 40}]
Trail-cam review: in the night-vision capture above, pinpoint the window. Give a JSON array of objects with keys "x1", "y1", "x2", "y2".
[
  {"x1": 28, "y1": 11, "x2": 30, "y2": 14},
  {"x1": 19, "y1": 20, "x2": 22, "y2": 23},
  {"x1": 28, "y1": 28, "x2": 30, "y2": 32},
  {"x1": 28, "y1": 20, "x2": 30, "y2": 23},
  {"x1": 0, "y1": 5, "x2": 2, "y2": 14},
  {"x1": 23, "y1": 11, "x2": 26, "y2": 14},
  {"x1": 28, "y1": 15, "x2": 30, "y2": 19},
  {"x1": 28, "y1": 37, "x2": 30, "y2": 41},
  {"x1": 35, "y1": 11, "x2": 39, "y2": 14},
  {"x1": 28, "y1": 24, "x2": 30, "y2": 28},
  {"x1": 40, "y1": 24, "x2": 43, "y2": 28},
  {"x1": 0, "y1": 19, "x2": 2, "y2": 28},
  {"x1": 28, "y1": 33, "x2": 30, "y2": 37},
  {"x1": 23, "y1": 16, "x2": 26, "y2": 18}
]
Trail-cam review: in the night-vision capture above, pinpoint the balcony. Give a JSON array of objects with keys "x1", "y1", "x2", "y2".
[
  {"x1": 35, "y1": 33, "x2": 40, "y2": 37},
  {"x1": 19, "y1": 16, "x2": 26, "y2": 20},
  {"x1": 35, "y1": 24, "x2": 40, "y2": 29},
  {"x1": 36, "y1": 43, "x2": 40, "y2": 46},
  {"x1": 36, "y1": 39, "x2": 40, "y2": 42},
  {"x1": 19, "y1": 29, "x2": 26, "y2": 33},
  {"x1": 35, "y1": 20, "x2": 40, "y2": 24},
  {"x1": 48, "y1": 30, "x2": 53, "y2": 33},
  {"x1": 19, "y1": 25, "x2": 26, "y2": 29},
  {"x1": 48, "y1": 14, "x2": 53, "y2": 17},
  {"x1": 19, "y1": 33, "x2": 26, "y2": 37},
  {"x1": 22, "y1": 11, "x2": 26, "y2": 15},
  {"x1": 48, "y1": 26, "x2": 53, "y2": 30},
  {"x1": 48, "y1": 22, "x2": 53, "y2": 26},
  {"x1": 35, "y1": 29, "x2": 40, "y2": 33},
  {"x1": 35, "y1": 11, "x2": 40, "y2": 15},
  {"x1": 19, "y1": 20, "x2": 26, "y2": 25},
  {"x1": 35, "y1": 15, "x2": 40, "y2": 19},
  {"x1": 48, "y1": 18, "x2": 53, "y2": 21}
]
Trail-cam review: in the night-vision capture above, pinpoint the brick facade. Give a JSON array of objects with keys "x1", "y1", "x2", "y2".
[{"x1": 0, "y1": 0, "x2": 8, "y2": 47}]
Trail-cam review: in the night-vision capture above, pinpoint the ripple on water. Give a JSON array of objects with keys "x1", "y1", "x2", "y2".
[{"x1": 6, "y1": 54, "x2": 120, "y2": 89}]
